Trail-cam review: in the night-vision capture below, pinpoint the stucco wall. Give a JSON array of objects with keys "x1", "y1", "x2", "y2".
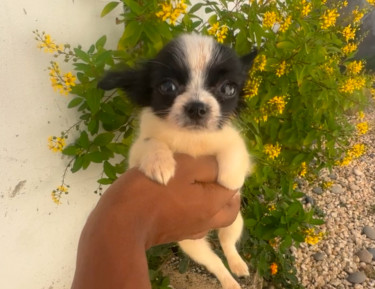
[{"x1": 0, "y1": 1, "x2": 123, "y2": 288}]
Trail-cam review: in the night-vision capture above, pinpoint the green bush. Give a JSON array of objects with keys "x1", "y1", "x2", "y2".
[{"x1": 36, "y1": 0, "x2": 374, "y2": 287}]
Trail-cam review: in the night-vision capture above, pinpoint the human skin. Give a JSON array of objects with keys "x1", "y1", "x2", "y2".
[{"x1": 70, "y1": 154, "x2": 240, "y2": 289}]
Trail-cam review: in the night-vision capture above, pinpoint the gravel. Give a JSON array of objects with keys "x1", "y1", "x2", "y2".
[{"x1": 294, "y1": 106, "x2": 375, "y2": 288}]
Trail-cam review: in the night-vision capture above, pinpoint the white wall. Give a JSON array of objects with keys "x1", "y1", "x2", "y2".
[{"x1": 0, "y1": 1, "x2": 122, "y2": 288}]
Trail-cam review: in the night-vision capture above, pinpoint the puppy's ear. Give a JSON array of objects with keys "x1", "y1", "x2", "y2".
[
  {"x1": 98, "y1": 64, "x2": 152, "y2": 107},
  {"x1": 240, "y1": 49, "x2": 258, "y2": 73}
]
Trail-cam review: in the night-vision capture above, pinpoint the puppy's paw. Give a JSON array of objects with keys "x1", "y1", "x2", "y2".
[
  {"x1": 228, "y1": 256, "x2": 250, "y2": 277},
  {"x1": 139, "y1": 151, "x2": 176, "y2": 185},
  {"x1": 221, "y1": 278, "x2": 241, "y2": 289},
  {"x1": 217, "y1": 171, "x2": 245, "y2": 191}
]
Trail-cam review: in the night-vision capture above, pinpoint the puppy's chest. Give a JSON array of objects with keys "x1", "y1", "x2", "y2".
[{"x1": 154, "y1": 130, "x2": 228, "y2": 157}]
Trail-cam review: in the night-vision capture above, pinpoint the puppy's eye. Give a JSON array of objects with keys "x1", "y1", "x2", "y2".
[
  {"x1": 159, "y1": 80, "x2": 177, "y2": 94},
  {"x1": 220, "y1": 82, "x2": 237, "y2": 98}
]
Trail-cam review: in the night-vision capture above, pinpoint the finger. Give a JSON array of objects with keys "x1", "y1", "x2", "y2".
[
  {"x1": 196, "y1": 183, "x2": 239, "y2": 216},
  {"x1": 173, "y1": 154, "x2": 219, "y2": 183},
  {"x1": 185, "y1": 231, "x2": 209, "y2": 240},
  {"x1": 208, "y1": 194, "x2": 241, "y2": 229}
]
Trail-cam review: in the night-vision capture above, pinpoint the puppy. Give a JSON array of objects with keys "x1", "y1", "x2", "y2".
[{"x1": 99, "y1": 33, "x2": 256, "y2": 289}]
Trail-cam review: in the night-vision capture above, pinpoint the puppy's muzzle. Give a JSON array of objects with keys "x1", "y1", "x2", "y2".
[{"x1": 184, "y1": 102, "x2": 209, "y2": 120}]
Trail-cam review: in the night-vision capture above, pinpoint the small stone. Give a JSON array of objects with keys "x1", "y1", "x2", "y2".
[
  {"x1": 366, "y1": 247, "x2": 375, "y2": 260},
  {"x1": 350, "y1": 184, "x2": 360, "y2": 191},
  {"x1": 353, "y1": 167, "x2": 364, "y2": 176},
  {"x1": 313, "y1": 252, "x2": 325, "y2": 261},
  {"x1": 331, "y1": 184, "x2": 344, "y2": 194},
  {"x1": 313, "y1": 186, "x2": 323, "y2": 195},
  {"x1": 303, "y1": 195, "x2": 315, "y2": 205},
  {"x1": 356, "y1": 249, "x2": 373, "y2": 263},
  {"x1": 347, "y1": 271, "x2": 366, "y2": 284},
  {"x1": 328, "y1": 173, "x2": 337, "y2": 180},
  {"x1": 363, "y1": 226, "x2": 375, "y2": 240}
]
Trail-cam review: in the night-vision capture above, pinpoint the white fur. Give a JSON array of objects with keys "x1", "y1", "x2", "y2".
[{"x1": 129, "y1": 108, "x2": 251, "y2": 289}]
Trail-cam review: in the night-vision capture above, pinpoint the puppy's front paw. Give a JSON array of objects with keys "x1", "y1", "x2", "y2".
[
  {"x1": 218, "y1": 172, "x2": 245, "y2": 191},
  {"x1": 139, "y1": 151, "x2": 176, "y2": 185},
  {"x1": 228, "y1": 256, "x2": 250, "y2": 277}
]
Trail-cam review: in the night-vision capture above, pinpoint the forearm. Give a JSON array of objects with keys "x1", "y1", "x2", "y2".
[{"x1": 71, "y1": 201, "x2": 152, "y2": 289}]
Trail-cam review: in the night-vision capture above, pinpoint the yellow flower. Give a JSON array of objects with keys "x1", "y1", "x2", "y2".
[
  {"x1": 352, "y1": 9, "x2": 365, "y2": 23},
  {"x1": 49, "y1": 62, "x2": 76, "y2": 95},
  {"x1": 346, "y1": 60, "x2": 363, "y2": 75},
  {"x1": 51, "y1": 185, "x2": 69, "y2": 205},
  {"x1": 208, "y1": 22, "x2": 229, "y2": 43},
  {"x1": 216, "y1": 26, "x2": 229, "y2": 43},
  {"x1": 264, "y1": 143, "x2": 281, "y2": 160},
  {"x1": 300, "y1": 0, "x2": 312, "y2": 17},
  {"x1": 37, "y1": 33, "x2": 63, "y2": 53},
  {"x1": 340, "y1": 76, "x2": 365, "y2": 94},
  {"x1": 208, "y1": 22, "x2": 220, "y2": 35},
  {"x1": 276, "y1": 60, "x2": 287, "y2": 77},
  {"x1": 358, "y1": 111, "x2": 365, "y2": 120},
  {"x1": 342, "y1": 25, "x2": 356, "y2": 42},
  {"x1": 279, "y1": 15, "x2": 292, "y2": 32},
  {"x1": 299, "y1": 162, "x2": 307, "y2": 177},
  {"x1": 323, "y1": 181, "x2": 333, "y2": 189},
  {"x1": 254, "y1": 55, "x2": 267, "y2": 72},
  {"x1": 320, "y1": 9, "x2": 339, "y2": 30},
  {"x1": 270, "y1": 262, "x2": 278, "y2": 275},
  {"x1": 367, "y1": 0, "x2": 375, "y2": 6},
  {"x1": 263, "y1": 11, "x2": 278, "y2": 28},
  {"x1": 371, "y1": 88, "x2": 375, "y2": 100},
  {"x1": 63, "y1": 72, "x2": 76, "y2": 87},
  {"x1": 48, "y1": 136, "x2": 66, "y2": 152},
  {"x1": 267, "y1": 95, "x2": 287, "y2": 114},
  {"x1": 342, "y1": 42, "x2": 358, "y2": 55},
  {"x1": 350, "y1": 143, "x2": 366, "y2": 158},
  {"x1": 156, "y1": 0, "x2": 187, "y2": 26},
  {"x1": 356, "y1": 122, "x2": 369, "y2": 135},
  {"x1": 243, "y1": 76, "x2": 262, "y2": 98},
  {"x1": 304, "y1": 228, "x2": 324, "y2": 245},
  {"x1": 268, "y1": 204, "x2": 276, "y2": 211}
]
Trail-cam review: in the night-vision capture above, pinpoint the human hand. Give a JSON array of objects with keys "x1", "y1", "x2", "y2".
[{"x1": 71, "y1": 154, "x2": 240, "y2": 289}]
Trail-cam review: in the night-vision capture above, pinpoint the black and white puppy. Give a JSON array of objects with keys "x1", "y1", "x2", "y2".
[{"x1": 99, "y1": 33, "x2": 256, "y2": 289}]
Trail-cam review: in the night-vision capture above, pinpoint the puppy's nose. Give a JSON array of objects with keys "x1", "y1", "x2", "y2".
[{"x1": 184, "y1": 102, "x2": 208, "y2": 119}]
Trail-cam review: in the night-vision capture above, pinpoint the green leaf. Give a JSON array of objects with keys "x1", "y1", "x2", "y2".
[
  {"x1": 178, "y1": 255, "x2": 190, "y2": 274},
  {"x1": 95, "y1": 35, "x2": 107, "y2": 49},
  {"x1": 62, "y1": 145, "x2": 80, "y2": 156},
  {"x1": 77, "y1": 131, "x2": 90, "y2": 149},
  {"x1": 107, "y1": 143, "x2": 129, "y2": 155},
  {"x1": 189, "y1": 3, "x2": 203, "y2": 14},
  {"x1": 95, "y1": 50, "x2": 113, "y2": 66},
  {"x1": 86, "y1": 89, "x2": 102, "y2": 115},
  {"x1": 286, "y1": 202, "x2": 302, "y2": 219},
  {"x1": 122, "y1": 0, "x2": 143, "y2": 15},
  {"x1": 87, "y1": 151, "x2": 106, "y2": 163},
  {"x1": 309, "y1": 218, "x2": 325, "y2": 225},
  {"x1": 71, "y1": 156, "x2": 84, "y2": 173},
  {"x1": 93, "y1": 132, "x2": 115, "y2": 146},
  {"x1": 74, "y1": 48, "x2": 91, "y2": 63},
  {"x1": 88, "y1": 119, "x2": 99, "y2": 135},
  {"x1": 104, "y1": 161, "x2": 117, "y2": 179},
  {"x1": 143, "y1": 23, "x2": 162, "y2": 44},
  {"x1": 98, "y1": 178, "x2": 114, "y2": 185},
  {"x1": 68, "y1": 97, "x2": 83, "y2": 108},
  {"x1": 101, "y1": 1, "x2": 120, "y2": 18},
  {"x1": 118, "y1": 21, "x2": 143, "y2": 48},
  {"x1": 244, "y1": 218, "x2": 257, "y2": 228}
]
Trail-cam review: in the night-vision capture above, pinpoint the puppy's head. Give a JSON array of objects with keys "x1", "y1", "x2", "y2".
[{"x1": 99, "y1": 34, "x2": 257, "y2": 130}]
